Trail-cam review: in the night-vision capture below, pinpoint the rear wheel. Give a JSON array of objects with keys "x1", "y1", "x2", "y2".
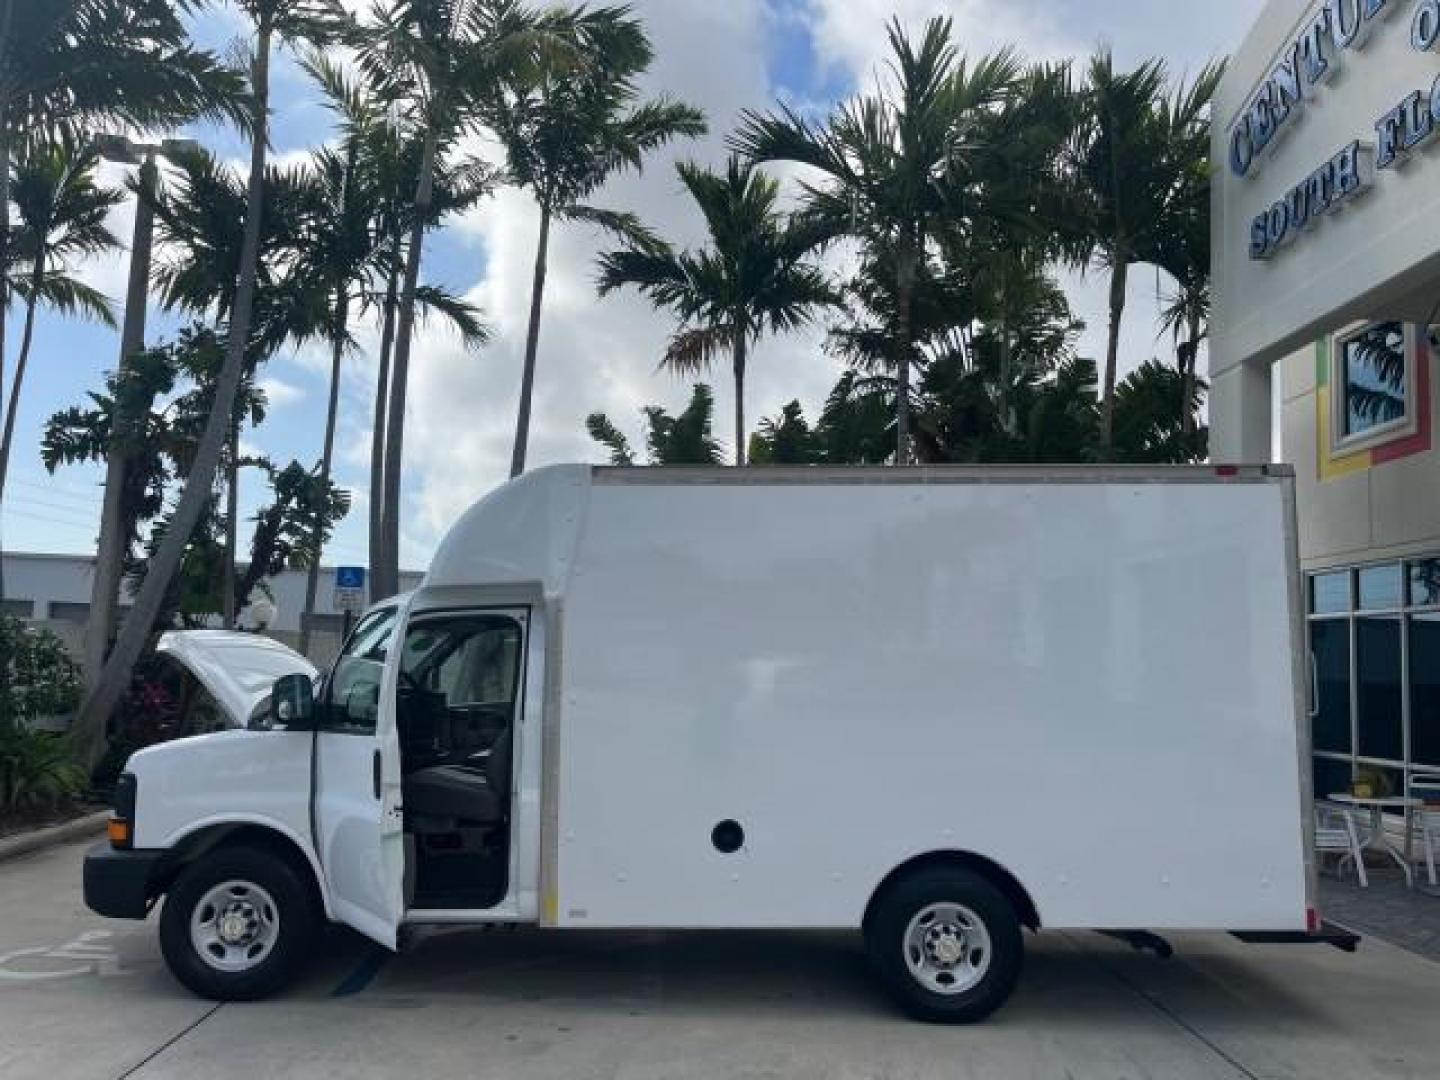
[
  {"x1": 865, "y1": 867, "x2": 1023, "y2": 1023},
  {"x1": 159, "y1": 846, "x2": 316, "y2": 1001}
]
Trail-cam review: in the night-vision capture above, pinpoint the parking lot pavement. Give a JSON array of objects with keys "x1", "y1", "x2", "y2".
[{"x1": 4, "y1": 837, "x2": 1439, "y2": 1080}]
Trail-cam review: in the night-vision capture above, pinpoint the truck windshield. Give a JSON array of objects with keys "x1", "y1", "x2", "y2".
[{"x1": 325, "y1": 606, "x2": 398, "y2": 732}]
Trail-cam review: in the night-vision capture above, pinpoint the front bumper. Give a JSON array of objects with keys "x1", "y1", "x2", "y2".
[{"x1": 83, "y1": 843, "x2": 165, "y2": 919}]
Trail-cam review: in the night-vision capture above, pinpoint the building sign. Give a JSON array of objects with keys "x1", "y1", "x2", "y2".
[{"x1": 1235, "y1": 0, "x2": 1440, "y2": 259}]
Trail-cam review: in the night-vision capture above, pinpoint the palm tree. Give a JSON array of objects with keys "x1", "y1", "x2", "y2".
[
  {"x1": 586, "y1": 383, "x2": 724, "y2": 466},
  {"x1": 0, "y1": 142, "x2": 120, "y2": 514},
  {"x1": 1111, "y1": 359, "x2": 1207, "y2": 463},
  {"x1": 76, "y1": 0, "x2": 348, "y2": 772},
  {"x1": 1068, "y1": 51, "x2": 1221, "y2": 455},
  {"x1": 294, "y1": 53, "x2": 491, "y2": 652},
  {"x1": 356, "y1": 0, "x2": 581, "y2": 599},
  {"x1": 1153, "y1": 86, "x2": 1217, "y2": 443},
  {"x1": 43, "y1": 325, "x2": 270, "y2": 603},
  {"x1": 0, "y1": 0, "x2": 245, "y2": 417},
  {"x1": 0, "y1": 0, "x2": 244, "y2": 613},
  {"x1": 597, "y1": 158, "x2": 834, "y2": 465},
  {"x1": 734, "y1": 17, "x2": 1020, "y2": 463},
  {"x1": 359, "y1": 100, "x2": 496, "y2": 601},
  {"x1": 485, "y1": 5, "x2": 705, "y2": 477},
  {"x1": 141, "y1": 146, "x2": 323, "y2": 630}
]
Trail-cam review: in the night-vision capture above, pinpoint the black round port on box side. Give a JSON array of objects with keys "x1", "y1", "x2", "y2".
[{"x1": 711, "y1": 819, "x2": 744, "y2": 854}]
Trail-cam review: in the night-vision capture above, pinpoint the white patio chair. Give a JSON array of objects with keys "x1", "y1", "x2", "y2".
[
  {"x1": 1315, "y1": 800, "x2": 1371, "y2": 887},
  {"x1": 1407, "y1": 774, "x2": 1440, "y2": 887}
]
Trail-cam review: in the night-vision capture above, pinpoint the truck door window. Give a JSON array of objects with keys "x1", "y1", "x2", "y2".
[
  {"x1": 324, "y1": 606, "x2": 398, "y2": 734},
  {"x1": 399, "y1": 616, "x2": 522, "y2": 761}
]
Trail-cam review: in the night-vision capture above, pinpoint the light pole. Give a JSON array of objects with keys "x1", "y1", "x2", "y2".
[{"x1": 84, "y1": 134, "x2": 197, "y2": 695}]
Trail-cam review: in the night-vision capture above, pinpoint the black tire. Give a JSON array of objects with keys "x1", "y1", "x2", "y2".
[
  {"x1": 159, "y1": 846, "x2": 317, "y2": 1001},
  {"x1": 865, "y1": 867, "x2": 1023, "y2": 1023}
]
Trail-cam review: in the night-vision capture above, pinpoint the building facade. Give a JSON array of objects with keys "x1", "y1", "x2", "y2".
[{"x1": 1211, "y1": 0, "x2": 1440, "y2": 797}]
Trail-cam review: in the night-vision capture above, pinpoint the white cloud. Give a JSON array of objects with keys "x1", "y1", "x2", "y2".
[
  {"x1": 804, "y1": 0, "x2": 1074, "y2": 76},
  {"x1": 73, "y1": 160, "x2": 138, "y2": 311},
  {"x1": 258, "y1": 375, "x2": 305, "y2": 408},
  {"x1": 399, "y1": 0, "x2": 834, "y2": 560},
  {"x1": 803, "y1": 0, "x2": 1257, "y2": 78}
]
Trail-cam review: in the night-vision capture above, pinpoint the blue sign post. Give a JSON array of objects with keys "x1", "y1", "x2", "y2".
[{"x1": 333, "y1": 566, "x2": 367, "y2": 637}]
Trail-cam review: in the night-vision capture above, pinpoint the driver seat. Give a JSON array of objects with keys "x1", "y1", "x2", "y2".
[{"x1": 403, "y1": 724, "x2": 512, "y2": 825}]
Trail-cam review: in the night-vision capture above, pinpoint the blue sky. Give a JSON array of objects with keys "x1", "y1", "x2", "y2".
[{"x1": 3, "y1": 0, "x2": 1263, "y2": 583}]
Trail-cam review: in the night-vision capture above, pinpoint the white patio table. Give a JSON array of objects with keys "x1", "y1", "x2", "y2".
[{"x1": 1328, "y1": 793, "x2": 1424, "y2": 888}]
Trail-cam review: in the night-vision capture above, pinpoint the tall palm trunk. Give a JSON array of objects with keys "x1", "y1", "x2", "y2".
[
  {"x1": 731, "y1": 319, "x2": 747, "y2": 467},
  {"x1": 1099, "y1": 258, "x2": 1128, "y2": 457},
  {"x1": 368, "y1": 234, "x2": 400, "y2": 592},
  {"x1": 1180, "y1": 305, "x2": 1201, "y2": 438},
  {"x1": 222, "y1": 421, "x2": 240, "y2": 628},
  {"x1": 0, "y1": 2, "x2": 15, "y2": 604},
  {"x1": 893, "y1": 231, "x2": 917, "y2": 466},
  {"x1": 375, "y1": 124, "x2": 437, "y2": 601},
  {"x1": 87, "y1": 155, "x2": 157, "y2": 694},
  {"x1": 300, "y1": 290, "x2": 347, "y2": 655},
  {"x1": 75, "y1": 19, "x2": 275, "y2": 773},
  {"x1": 510, "y1": 200, "x2": 552, "y2": 478},
  {"x1": 0, "y1": 251, "x2": 45, "y2": 508}
]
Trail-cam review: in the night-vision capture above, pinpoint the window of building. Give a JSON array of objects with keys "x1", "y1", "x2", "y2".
[
  {"x1": 1, "y1": 599, "x2": 34, "y2": 618},
  {"x1": 1358, "y1": 564, "x2": 1404, "y2": 610},
  {"x1": 1339, "y1": 321, "x2": 1407, "y2": 436},
  {"x1": 1311, "y1": 571, "x2": 1352, "y2": 614},
  {"x1": 1411, "y1": 559, "x2": 1440, "y2": 608},
  {"x1": 1412, "y1": 614, "x2": 1440, "y2": 769},
  {"x1": 48, "y1": 601, "x2": 90, "y2": 622},
  {"x1": 1308, "y1": 554, "x2": 1440, "y2": 797},
  {"x1": 1332, "y1": 321, "x2": 1419, "y2": 453}
]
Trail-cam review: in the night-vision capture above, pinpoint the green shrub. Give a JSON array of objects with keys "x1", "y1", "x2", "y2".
[
  {"x1": 0, "y1": 616, "x2": 82, "y2": 728},
  {"x1": 0, "y1": 727, "x2": 86, "y2": 810}
]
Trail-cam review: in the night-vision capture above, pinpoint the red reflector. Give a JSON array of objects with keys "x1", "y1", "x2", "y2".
[
  {"x1": 1306, "y1": 906, "x2": 1321, "y2": 934},
  {"x1": 1215, "y1": 465, "x2": 1240, "y2": 477}
]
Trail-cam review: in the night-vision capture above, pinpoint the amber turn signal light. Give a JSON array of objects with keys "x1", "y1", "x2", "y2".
[{"x1": 107, "y1": 818, "x2": 132, "y2": 848}]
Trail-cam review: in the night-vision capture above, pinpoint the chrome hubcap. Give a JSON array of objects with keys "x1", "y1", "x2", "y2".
[
  {"x1": 190, "y1": 880, "x2": 279, "y2": 973},
  {"x1": 903, "y1": 901, "x2": 992, "y2": 995}
]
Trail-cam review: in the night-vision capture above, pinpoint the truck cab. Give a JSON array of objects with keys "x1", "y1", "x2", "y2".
[{"x1": 85, "y1": 587, "x2": 546, "y2": 1001}]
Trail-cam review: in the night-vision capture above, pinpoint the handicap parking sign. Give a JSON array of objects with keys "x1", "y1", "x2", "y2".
[
  {"x1": 333, "y1": 566, "x2": 367, "y2": 613},
  {"x1": 335, "y1": 566, "x2": 366, "y2": 590}
]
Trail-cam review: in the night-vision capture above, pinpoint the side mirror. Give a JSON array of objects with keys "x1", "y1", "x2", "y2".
[{"x1": 271, "y1": 673, "x2": 316, "y2": 730}]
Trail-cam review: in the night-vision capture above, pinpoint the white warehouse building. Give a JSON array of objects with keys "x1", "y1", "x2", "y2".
[{"x1": 1, "y1": 551, "x2": 421, "y2": 662}]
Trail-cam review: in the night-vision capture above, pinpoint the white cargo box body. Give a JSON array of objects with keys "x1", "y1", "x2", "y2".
[{"x1": 420, "y1": 464, "x2": 1312, "y2": 934}]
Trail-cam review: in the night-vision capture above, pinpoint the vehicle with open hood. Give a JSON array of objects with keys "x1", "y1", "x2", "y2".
[{"x1": 83, "y1": 464, "x2": 1341, "y2": 1022}]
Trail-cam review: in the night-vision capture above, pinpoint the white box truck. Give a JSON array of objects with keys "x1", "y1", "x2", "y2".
[{"x1": 84, "y1": 464, "x2": 1347, "y2": 1022}]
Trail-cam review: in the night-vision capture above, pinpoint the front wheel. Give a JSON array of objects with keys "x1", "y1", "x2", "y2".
[
  {"x1": 865, "y1": 867, "x2": 1023, "y2": 1023},
  {"x1": 159, "y1": 846, "x2": 316, "y2": 1001}
]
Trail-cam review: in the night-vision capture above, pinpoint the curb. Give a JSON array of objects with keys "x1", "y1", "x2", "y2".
[{"x1": 0, "y1": 810, "x2": 110, "y2": 864}]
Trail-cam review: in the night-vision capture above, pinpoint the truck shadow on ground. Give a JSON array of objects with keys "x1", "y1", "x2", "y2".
[{"x1": 308, "y1": 926, "x2": 1335, "y2": 1029}]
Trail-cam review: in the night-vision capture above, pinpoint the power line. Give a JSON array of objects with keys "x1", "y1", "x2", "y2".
[
  {"x1": 9, "y1": 476, "x2": 107, "y2": 509},
  {"x1": 3, "y1": 498, "x2": 99, "y2": 527}
]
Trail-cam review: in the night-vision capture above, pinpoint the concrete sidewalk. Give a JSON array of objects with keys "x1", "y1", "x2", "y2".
[{"x1": 1320, "y1": 867, "x2": 1440, "y2": 962}]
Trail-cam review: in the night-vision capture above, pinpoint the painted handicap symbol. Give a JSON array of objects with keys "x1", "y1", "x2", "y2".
[{"x1": 0, "y1": 930, "x2": 126, "y2": 982}]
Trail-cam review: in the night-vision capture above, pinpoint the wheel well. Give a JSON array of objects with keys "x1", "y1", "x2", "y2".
[
  {"x1": 156, "y1": 824, "x2": 324, "y2": 915},
  {"x1": 864, "y1": 851, "x2": 1040, "y2": 932}
]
